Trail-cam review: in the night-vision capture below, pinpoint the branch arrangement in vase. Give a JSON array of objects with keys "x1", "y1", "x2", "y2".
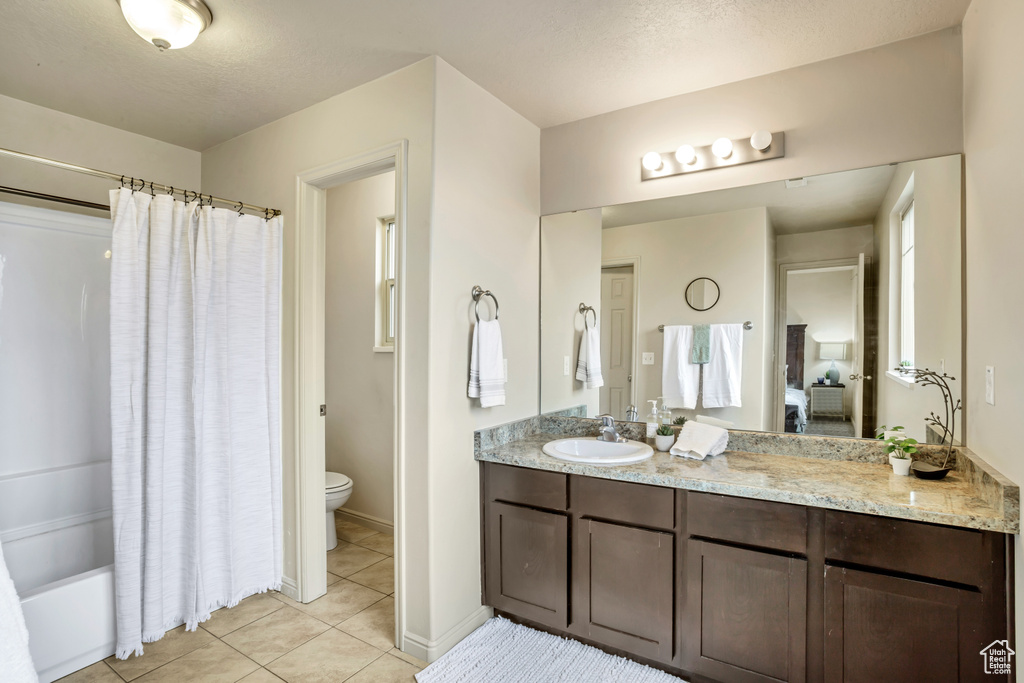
[{"x1": 895, "y1": 367, "x2": 961, "y2": 468}]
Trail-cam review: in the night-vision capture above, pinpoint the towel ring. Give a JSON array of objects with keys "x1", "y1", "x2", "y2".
[
  {"x1": 579, "y1": 303, "x2": 596, "y2": 327},
  {"x1": 472, "y1": 285, "x2": 499, "y2": 322}
]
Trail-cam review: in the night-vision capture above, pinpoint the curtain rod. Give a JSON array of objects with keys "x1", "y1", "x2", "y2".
[
  {"x1": 0, "y1": 147, "x2": 281, "y2": 217},
  {"x1": 0, "y1": 185, "x2": 110, "y2": 211}
]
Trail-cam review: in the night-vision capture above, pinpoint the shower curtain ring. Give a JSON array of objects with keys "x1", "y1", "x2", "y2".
[
  {"x1": 149, "y1": 182, "x2": 156, "y2": 197},
  {"x1": 120, "y1": 175, "x2": 126, "y2": 188},
  {"x1": 167, "y1": 185, "x2": 174, "y2": 196},
  {"x1": 129, "y1": 177, "x2": 135, "y2": 193},
  {"x1": 235, "y1": 201, "x2": 244, "y2": 216}
]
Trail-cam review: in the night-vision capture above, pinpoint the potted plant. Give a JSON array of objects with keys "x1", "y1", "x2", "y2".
[
  {"x1": 672, "y1": 416, "x2": 688, "y2": 426},
  {"x1": 655, "y1": 424, "x2": 676, "y2": 452},
  {"x1": 877, "y1": 425, "x2": 916, "y2": 475}
]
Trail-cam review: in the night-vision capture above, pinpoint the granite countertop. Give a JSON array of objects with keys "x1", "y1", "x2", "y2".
[{"x1": 475, "y1": 429, "x2": 1020, "y2": 534}]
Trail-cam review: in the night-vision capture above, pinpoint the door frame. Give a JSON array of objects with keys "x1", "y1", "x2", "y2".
[
  {"x1": 774, "y1": 257, "x2": 868, "y2": 432},
  {"x1": 601, "y1": 256, "x2": 640, "y2": 415},
  {"x1": 293, "y1": 140, "x2": 409, "y2": 645}
]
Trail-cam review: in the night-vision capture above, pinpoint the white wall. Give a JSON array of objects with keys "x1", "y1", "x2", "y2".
[
  {"x1": 963, "y1": 0, "x2": 1024, "y2": 644},
  {"x1": 541, "y1": 29, "x2": 963, "y2": 215},
  {"x1": 325, "y1": 172, "x2": 395, "y2": 525},
  {"x1": 540, "y1": 209, "x2": 602, "y2": 415},
  {"x1": 0, "y1": 94, "x2": 200, "y2": 215},
  {"x1": 602, "y1": 207, "x2": 771, "y2": 429},
  {"x1": 787, "y1": 269, "x2": 856, "y2": 412},
  {"x1": 873, "y1": 155, "x2": 961, "y2": 442},
  {"x1": 201, "y1": 58, "x2": 438, "y2": 643},
  {"x1": 427, "y1": 58, "x2": 540, "y2": 644},
  {"x1": 776, "y1": 225, "x2": 874, "y2": 264}
]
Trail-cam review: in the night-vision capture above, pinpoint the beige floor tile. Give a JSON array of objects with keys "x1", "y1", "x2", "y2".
[
  {"x1": 238, "y1": 668, "x2": 286, "y2": 682},
  {"x1": 345, "y1": 653, "x2": 420, "y2": 683},
  {"x1": 291, "y1": 578, "x2": 388, "y2": 625},
  {"x1": 265, "y1": 629, "x2": 382, "y2": 683},
  {"x1": 133, "y1": 640, "x2": 259, "y2": 683},
  {"x1": 56, "y1": 661, "x2": 123, "y2": 683},
  {"x1": 221, "y1": 606, "x2": 330, "y2": 666},
  {"x1": 327, "y1": 571, "x2": 344, "y2": 586},
  {"x1": 106, "y1": 624, "x2": 216, "y2": 681},
  {"x1": 202, "y1": 592, "x2": 286, "y2": 637},
  {"x1": 353, "y1": 532, "x2": 394, "y2": 556},
  {"x1": 347, "y1": 558, "x2": 394, "y2": 594},
  {"x1": 386, "y1": 648, "x2": 428, "y2": 669},
  {"x1": 334, "y1": 518, "x2": 378, "y2": 543},
  {"x1": 326, "y1": 544, "x2": 388, "y2": 578},
  {"x1": 337, "y1": 597, "x2": 395, "y2": 650}
]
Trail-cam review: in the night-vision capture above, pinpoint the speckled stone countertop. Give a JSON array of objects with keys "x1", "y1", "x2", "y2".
[{"x1": 474, "y1": 413, "x2": 1020, "y2": 534}]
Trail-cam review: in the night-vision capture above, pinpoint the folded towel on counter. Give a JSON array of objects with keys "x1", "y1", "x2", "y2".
[
  {"x1": 575, "y1": 318, "x2": 604, "y2": 389},
  {"x1": 694, "y1": 414, "x2": 735, "y2": 429},
  {"x1": 691, "y1": 324, "x2": 711, "y2": 365},
  {"x1": 670, "y1": 420, "x2": 730, "y2": 460},
  {"x1": 0, "y1": 540, "x2": 38, "y2": 683},
  {"x1": 468, "y1": 319, "x2": 506, "y2": 408},
  {"x1": 702, "y1": 324, "x2": 743, "y2": 408},
  {"x1": 662, "y1": 325, "x2": 699, "y2": 409}
]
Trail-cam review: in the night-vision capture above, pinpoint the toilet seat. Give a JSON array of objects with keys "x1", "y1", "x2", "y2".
[{"x1": 326, "y1": 471, "x2": 352, "y2": 491}]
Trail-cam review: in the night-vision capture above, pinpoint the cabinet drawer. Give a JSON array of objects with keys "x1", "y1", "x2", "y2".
[
  {"x1": 824, "y1": 511, "x2": 991, "y2": 588},
  {"x1": 486, "y1": 462, "x2": 567, "y2": 511},
  {"x1": 688, "y1": 492, "x2": 807, "y2": 554},
  {"x1": 573, "y1": 476, "x2": 675, "y2": 530}
]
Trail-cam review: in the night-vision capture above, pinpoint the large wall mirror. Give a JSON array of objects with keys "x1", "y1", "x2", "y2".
[{"x1": 540, "y1": 154, "x2": 962, "y2": 442}]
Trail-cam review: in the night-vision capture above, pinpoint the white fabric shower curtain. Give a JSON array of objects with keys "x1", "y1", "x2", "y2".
[{"x1": 109, "y1": 188, "x2": 281, "y2": 658}]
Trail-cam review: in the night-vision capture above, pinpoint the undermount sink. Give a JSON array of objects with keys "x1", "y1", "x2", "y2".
[{"x1": 542, "y1": 438, "x2": 654, "y2": 465}]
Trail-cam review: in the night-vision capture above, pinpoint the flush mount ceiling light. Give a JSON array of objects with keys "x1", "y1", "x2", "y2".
[
  {"x1": 642, "y1": 151, "x2": 664, "y2": 172},
  {"x1": 118, "y1": 0, "x2": 213, "y2": 51}
]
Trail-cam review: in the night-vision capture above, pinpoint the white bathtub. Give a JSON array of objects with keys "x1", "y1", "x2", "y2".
[{"x1": 19, "y1": 564, "x2": 116, "y2": 683}]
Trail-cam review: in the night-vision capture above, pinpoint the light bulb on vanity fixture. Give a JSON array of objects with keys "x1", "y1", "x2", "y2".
[
  {"x1": 711, "y1": 137, "x2": 733, "y2": 159},
  {"x1": 750, "y1": 130, "x2": 773, "y2": 152},
  {"x1": 675, "y1": 144, "x2": 697, "y2": 165},
  {"x1": 642, "y1": 151, "x2": 664, "y2": 171},
  {"x1": 118, "y1": 0, "x2": 213, "y2": 51}
]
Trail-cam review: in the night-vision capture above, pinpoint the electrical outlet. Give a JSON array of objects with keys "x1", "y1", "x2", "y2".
[
  {"x1": 564, "y1": 356, "x2": 572, "y2": 376},
  {"x1": 986, "y1": 366, "x2": 995, "y2": 405},
  {"x1": 642, "y1": 352, "x2": 655, "y2": 365}
]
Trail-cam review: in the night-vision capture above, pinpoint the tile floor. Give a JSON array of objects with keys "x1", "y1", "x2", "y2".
[{"x1": 58, "y1": 517, "x2": 423, "y2": 683}]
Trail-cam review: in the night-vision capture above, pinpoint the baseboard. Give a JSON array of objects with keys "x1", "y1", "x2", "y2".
[
  {"x1": 279, "y1": 574, "x2": 300, "y2": 601},
  {"x1": 402, "y1": 605, "x2": 493, "y2": 663},
  {"x1": 335, "y1": 508, "x2": 394, "y2": 535}
]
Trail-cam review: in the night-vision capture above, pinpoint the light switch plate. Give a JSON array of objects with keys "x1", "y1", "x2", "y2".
[
  {"x1": 986, "y1": 366, "x2": 995, "y2": 405},
  {"x1": 642, "y1": 352, "x2": 655, "y2": 365},
  {"x1": 564, "y1": 356, "x2": 572, "y2": 376}
]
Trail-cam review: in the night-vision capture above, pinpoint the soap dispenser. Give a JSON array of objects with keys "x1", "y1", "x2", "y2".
[
  {"x1": 658, "y1": 398, "x2": 673, "y2": 426},
  {"x1": 645, "y1": 400, "x2": 659, "y2": 439}
]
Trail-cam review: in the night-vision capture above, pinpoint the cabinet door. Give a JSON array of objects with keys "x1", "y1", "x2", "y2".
[
  {"x1": 824, "y1": 565, "x2": 987, "y2": 683},
  {"x1": 575, "y1": 518, "x2": 675, "y2": 662},
  {"x1": 685, "y1": 540, "x2": 807, "y2": 683},
  {"x1": 484, "y1": 501, "x2": 568, "y2": 629}
]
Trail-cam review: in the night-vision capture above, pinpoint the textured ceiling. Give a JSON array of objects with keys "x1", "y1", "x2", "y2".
[
  {"x1": 0, "y1": 0, "x2": 970, "y2": 150},
  {"x1": 602, "y1": 164, "x2": 897, "y2": 235}
]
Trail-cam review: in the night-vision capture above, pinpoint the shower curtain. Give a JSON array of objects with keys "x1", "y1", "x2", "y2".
[{"x1": 108, "y1": 188, "x2": 282, "y2": 658}]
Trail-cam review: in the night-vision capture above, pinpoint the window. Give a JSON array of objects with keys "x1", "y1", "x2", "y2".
[
  {"x1": 378, "y1": 216, "x2": 396, "y2": 348},
  {"x1": 899, "y1": 200, "x2": 915, "y2": 368}
]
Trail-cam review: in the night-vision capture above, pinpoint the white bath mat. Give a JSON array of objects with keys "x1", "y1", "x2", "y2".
[{"x1": 415, "y1": 616, "x2": 685, "y2": 682}]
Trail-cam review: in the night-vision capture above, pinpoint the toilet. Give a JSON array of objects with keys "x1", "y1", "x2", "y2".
[{"x1": 325, "y1": 471, "x2": 354, "y2": 551}]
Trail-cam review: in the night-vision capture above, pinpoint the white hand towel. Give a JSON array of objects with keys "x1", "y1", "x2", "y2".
[
  {"x1": 662, "y1": 325, "x2": 699, "y2": 409},
  {"x1": 575, "y1": 320, "x2": 604, "y2": 389},
  {"x1": 468, "y1": 319, "x2": 506, "y2": 408},
  {"x1": 0, "y1": 541, "x2": 38, "y2": 683},
  {"x1": 702, "y1": 324, "x2": 743, "y2": 408},
  {"x1": 670, "y1": 420, "x2": 730, "y2": 460}
]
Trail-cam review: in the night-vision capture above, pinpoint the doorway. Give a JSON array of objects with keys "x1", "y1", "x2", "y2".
[{"x1": 599, "y1": 261, "x2": 638, "y2": 420}]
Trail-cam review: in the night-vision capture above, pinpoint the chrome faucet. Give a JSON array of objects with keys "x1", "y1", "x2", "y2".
[{"x1": 596, "y1": 414, "x2": 627, "y2": 443}]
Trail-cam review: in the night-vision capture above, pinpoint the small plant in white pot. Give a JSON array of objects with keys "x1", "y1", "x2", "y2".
[
  {"x1": 877, "y1": 425, "x2": 917, "y2": 475},
  {"x1": 655, "y1": 424, "x2": 676, "y2": 453}
]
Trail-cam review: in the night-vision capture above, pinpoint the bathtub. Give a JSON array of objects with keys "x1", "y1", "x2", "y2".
[{"x1": 19, "y1": 564, "x2": 116, "y2": 683}]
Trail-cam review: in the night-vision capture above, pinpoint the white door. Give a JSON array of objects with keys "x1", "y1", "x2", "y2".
[
  {"x1": 600, "y1": 267, "x2": 634, "y2": 420},
  {"x1": 851, "y1": 253, "x2": 866, "y2": 437}
]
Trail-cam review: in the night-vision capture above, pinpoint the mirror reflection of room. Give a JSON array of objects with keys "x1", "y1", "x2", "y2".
[{"x1": 540, "y1": 154, "x2": 962, "y2": 441}]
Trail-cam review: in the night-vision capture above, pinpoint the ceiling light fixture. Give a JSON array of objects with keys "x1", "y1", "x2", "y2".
[
  {"x1": 642, "y1": 152, "x2": 664, "y2": 172},
  {"x1": 675, "y1": 145, "x2": 696, "y2": 165},
  {"x1": 711, "y1": 137, "x2": 733, "y2": 159},
  {"x1": 118, "y1": 0, "x2": 213, "y2": 51}
]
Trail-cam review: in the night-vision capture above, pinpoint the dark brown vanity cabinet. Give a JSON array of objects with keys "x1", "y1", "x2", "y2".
[{"x1": 480, "y1": 462, "x2": 1011, "y2": 683}]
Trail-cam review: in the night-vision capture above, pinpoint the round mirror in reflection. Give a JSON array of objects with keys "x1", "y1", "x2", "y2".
[{"x1": 685, "y1": 277, "x2": 720, "y2": 311}]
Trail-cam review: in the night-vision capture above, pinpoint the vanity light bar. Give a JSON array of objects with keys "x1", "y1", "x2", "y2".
[{"x1": 640, "y1": 131, "x2": 786, "y2": 181}]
